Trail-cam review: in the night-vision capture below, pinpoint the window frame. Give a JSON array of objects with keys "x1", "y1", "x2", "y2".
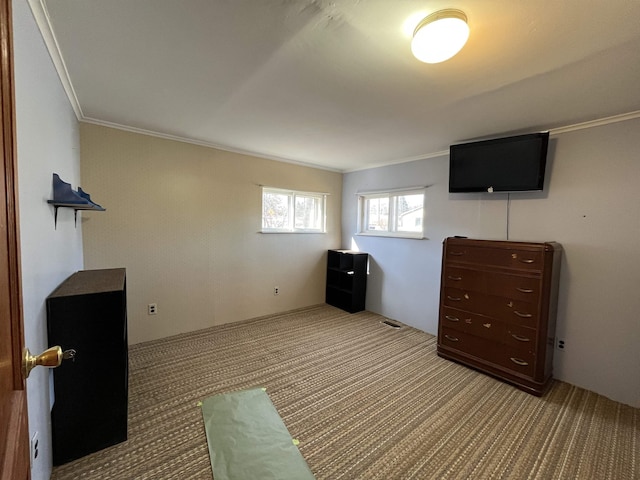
[
  {"x1": 261, "y1": 187, "x2": 327, "y2": 233},
  {"x1": 357, "y1": 187, "x2": 426, "y2": 239}
]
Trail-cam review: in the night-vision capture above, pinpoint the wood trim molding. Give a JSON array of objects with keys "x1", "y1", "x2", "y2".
[
  {"x1": 0, "y1": 0, "x2": 29, "y2": 477},
  {"x1": 1, "y1": 392, "x2": 29, "y2": 480},
  {"x1": 26, "y1": 0, "x2": 82, "y2": 118},
  {"x1": 2, "y1": 0, "x2": 24, "y2": 392}
]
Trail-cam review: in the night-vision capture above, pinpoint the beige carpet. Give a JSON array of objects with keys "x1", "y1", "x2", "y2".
[{"x1": 51, "y1": 305, "x2": 638, "y2": 479}]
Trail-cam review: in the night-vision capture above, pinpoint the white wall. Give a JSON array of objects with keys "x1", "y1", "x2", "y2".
[
  {"x1": 13, "y1": 1, "x2": 83, "y2": 479},
  {"x1": 80, "y1": 124, "x2": 342, "y2": 344},
  {"x1": 342, "y1": 119, "x2": 640, "y2": 408}
]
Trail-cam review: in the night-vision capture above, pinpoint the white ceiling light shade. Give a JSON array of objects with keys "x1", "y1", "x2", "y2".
[{"x1": 411, "y1": 9, "x2": 469, "y2": 64}]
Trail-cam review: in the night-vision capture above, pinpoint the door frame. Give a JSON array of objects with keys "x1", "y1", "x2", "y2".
[{"x1": 0, "y1": 0, "x2": 30, "y2": 477}]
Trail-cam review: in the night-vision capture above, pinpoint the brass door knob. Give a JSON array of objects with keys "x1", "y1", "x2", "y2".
[{"x1": 23, "y1": 346, "x2": 76, "y2": 379}]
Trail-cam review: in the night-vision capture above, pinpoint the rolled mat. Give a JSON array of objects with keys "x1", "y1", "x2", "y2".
[{"x1": 200, "y1": 388, "x2": 315, "y2": 480}]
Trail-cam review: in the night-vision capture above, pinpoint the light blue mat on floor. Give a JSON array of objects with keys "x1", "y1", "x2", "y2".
[{"x1": 200, "y1": 388, "x2": 315, "y2": 480}]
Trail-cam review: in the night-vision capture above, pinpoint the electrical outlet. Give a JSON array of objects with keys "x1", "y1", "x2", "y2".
[
  {"x1": 148, "y1": 303, "x2": 157, "y2": 315},
  {"x1": 30, "y1": 431, "x2": 39, "y2": 464},
  {"x1": 274, "y1": 287, "x2": 279, "y2": 296},
  {"x1": 557, "y1": 339, "x2": 565, "y2": 350}
]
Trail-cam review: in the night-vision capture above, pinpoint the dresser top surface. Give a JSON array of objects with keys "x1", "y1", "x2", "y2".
[
  {"x1": 330, "y1": 249, "x2": 368, "y2": 255},
  {"x1": 444, "y1": 237, "x2": 561, "y2": 251},
  {"x1": 48, "y1": 268, "x2": 126, "y2": 298}
]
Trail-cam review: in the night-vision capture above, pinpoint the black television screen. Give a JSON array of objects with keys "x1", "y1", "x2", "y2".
[{"x1": 449, "y1": 132, "x2": 549, "y2": 193}]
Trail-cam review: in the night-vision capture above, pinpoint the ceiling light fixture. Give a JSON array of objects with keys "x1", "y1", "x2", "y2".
[{"x1": 411, "y1": 9, "x2": 469, "y2": 64}]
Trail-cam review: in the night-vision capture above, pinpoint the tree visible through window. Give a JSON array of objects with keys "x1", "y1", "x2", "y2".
[
  {"x1": 263, "y1": 190, "x2": 291, "y2": 229},
  {"x1": 262, "y1": 187, "x2": 326, "y2": 233},
  {"x1": 358, "y1": 188, "x2": 425, "y2": 238}
]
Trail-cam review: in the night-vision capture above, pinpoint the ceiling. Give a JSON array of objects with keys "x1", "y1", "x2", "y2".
[{"x1": 35, "y1": 0, "x2": 640, "y2": 171}]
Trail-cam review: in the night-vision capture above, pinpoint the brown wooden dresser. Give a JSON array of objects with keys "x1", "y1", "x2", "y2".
[{"x1": 437, "y1": 237, "x2": 562, "y2": 396}]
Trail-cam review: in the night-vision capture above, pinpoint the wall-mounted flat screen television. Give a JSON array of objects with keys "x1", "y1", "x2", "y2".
[{"x1": 449, "y1": 132, "x2": 549, "y2": 193}]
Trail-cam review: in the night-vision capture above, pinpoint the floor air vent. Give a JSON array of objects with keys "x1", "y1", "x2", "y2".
[{"x1": 381, "y1": 320, "x2": 401, "y2": 329}]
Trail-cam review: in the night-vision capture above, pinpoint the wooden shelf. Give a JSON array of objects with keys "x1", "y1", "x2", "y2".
[{"x1": 47, "y1": 201, "x2": 105, "y2": 228}]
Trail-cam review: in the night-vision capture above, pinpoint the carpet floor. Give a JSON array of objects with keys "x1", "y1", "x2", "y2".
[{"x1": 51, "y1": 305, "x2": 638, "y2": 479}]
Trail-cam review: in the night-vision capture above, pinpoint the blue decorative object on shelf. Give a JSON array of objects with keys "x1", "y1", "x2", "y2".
[
  {"x1": 77, "y1": 187, "x2": 105, "y2": 211},
  {"x1": 47, "y1": 173, "x2": 106, "y2": 228},
  {"x1": 48, "y1": 173, "x2": 91, "y2": 206}
]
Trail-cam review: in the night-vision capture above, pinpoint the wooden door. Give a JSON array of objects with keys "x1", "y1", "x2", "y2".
[{"x1": 0, "y1": 0, "x2": 30, "y2": 477}]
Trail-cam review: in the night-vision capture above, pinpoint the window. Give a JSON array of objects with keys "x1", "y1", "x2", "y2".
[
  {"x1": 262, "y1": 187, "x2": 326, "y2": 233},
  {"x1": 357, "y1": 188, "x2": 425, "y2": 238}
]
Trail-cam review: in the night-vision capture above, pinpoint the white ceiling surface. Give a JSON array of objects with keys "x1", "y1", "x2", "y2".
[{"x1": 40, "y1": 0, "x2": 640, "y2": 171}]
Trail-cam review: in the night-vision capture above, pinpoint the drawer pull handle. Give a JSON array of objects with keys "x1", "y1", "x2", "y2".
[
  {"x1": 448, "y1": 275, "x2": 462, "y2": 281},
  {"x1": 516, "y1": 287, "x2": 534, "y2": 293},
  {"x1": 445, "y1": 315, "x2": 459, "y2": 322},
  {"x1": 447, "y1": 295, "x2": 462, "y2": 302},
  {"x1": 444, "y1": 334, "x2": 459, "y2": 342},
  {"x1": 510, "y1": 357, "x2": 529, "y2": 366},
  {"x1": 450, "y1": 251, "x2": 465, "y2": 256},
  {"x1": 511, "y1": 334, "x2": 530, "y2": 342},
  {"x1": 519, "y1": 259, "x2": 535, "y2": 264},
  {"x1": 514, "y1": 311, "x2": 533, "y2": 318}
]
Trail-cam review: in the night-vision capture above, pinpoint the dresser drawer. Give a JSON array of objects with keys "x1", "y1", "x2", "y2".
[
  {"x1": 505, "y1": 325, "x2": 537, "y2": 351},
  {"x1": 440, "y1": 306, "x2": 505, "y2": 342},
  {"x1": 444, "y1": 267, "x2": 542, "y2": 303},
  {"x1": 441, "y1": 327, "x2": 536, "y2": 378},
  {"x1": 446, "y1": 244, "x2": 544, "y2": 271},
  {"x1": 439, "y1": 327, "x2": 501, "y2": 364},
  {"x1": 484, "y1": 272, "x2": 542, "y2": 302},
  {"x1": 495, "y1": 347, "x2": 536, "y2": 377},
  {"x1": 443, "y1": 266, "x2": 484, "y2": 291},
  {"x1": 443, "y1": 287, "x2": 539, "y2": 328}
]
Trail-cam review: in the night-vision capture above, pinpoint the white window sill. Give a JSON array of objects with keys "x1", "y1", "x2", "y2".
[
  {"x1": 260, "y1": 230, "x2": 326, "y2": 234},
  {"x1": 356, "y1": 232, "x2": 425, "y2": 240}
]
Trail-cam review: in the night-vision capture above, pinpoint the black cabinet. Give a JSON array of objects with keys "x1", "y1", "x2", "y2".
[
  {"x1": 326, "y1": 250, "x2": 368, "y2": 313},
  {"x1": 47, "y1": 268, "x2": 128, "y2": 465}
]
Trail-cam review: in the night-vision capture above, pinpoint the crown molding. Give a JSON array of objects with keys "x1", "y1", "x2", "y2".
[
  {"x1": 27, "y1": 0, "x2": 83, "y2": 119},
  {"x1": 80, "y1": 117, "x2": 343, "y2": 173},
  {"x1": 25, "y1": 2, "x2": 640, "y2": 174},
  {"x1": 344, "y1": 149, "x2": 449, "y2": 173},
  {"x1": 345, "y1": 110, "x2": 640, "y2": 173},
  {"x1": 548, "y1": 110, "x2": 640, "y2": 135}
]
